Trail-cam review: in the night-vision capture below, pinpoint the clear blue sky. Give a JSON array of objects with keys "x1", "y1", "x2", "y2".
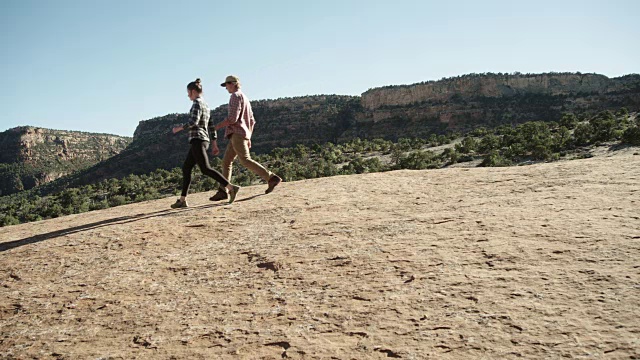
[{"x1": 1, "y1": 0, "x2": 638, "y2": 136}]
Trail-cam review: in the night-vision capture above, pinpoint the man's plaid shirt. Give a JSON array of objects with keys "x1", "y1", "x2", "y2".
[
  {"x1": 184, "y1": 97, "x2": 215, "y2": 143},
  {"x1": 224, "y1": 90, "x2": 256, "y2": 140}
]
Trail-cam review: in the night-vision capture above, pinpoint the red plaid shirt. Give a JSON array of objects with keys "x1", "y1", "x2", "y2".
[{"x1": 224, "y1": 90, "x2": 255, "y2": 140}]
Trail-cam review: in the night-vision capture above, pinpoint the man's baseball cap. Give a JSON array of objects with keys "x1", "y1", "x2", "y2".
[{"x1": 221, "y1": 75, "x2": 240, "y2": 87}]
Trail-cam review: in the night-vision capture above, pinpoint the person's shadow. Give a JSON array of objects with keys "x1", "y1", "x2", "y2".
[{"x1": 0, "y1": 194, "x2": 266, "y2": 253}]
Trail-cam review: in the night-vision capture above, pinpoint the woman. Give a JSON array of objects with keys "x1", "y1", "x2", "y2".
[{"x1": 171, "y1": 78, "x2": 240, "y2": 208}]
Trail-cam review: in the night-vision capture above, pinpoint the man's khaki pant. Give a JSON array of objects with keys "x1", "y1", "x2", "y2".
[{"x1": 221, "y1": 134, "x2": 271, "y2": 187}]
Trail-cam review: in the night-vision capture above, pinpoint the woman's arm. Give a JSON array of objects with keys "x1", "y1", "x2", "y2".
[
  {"x1": 173, "y1": 101, "x2": 201, "y2": 134},
  {"x1": 186, "y1": 101, "x2": 202, "y2": 129}
]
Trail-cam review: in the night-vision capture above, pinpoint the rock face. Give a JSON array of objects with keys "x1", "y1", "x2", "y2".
[
  {"x1": 350, "y1": 73, "x2": 640, "y2": 140},
  {"x1": 0, "y1": 127, "x2": 131, "y2": 195},
  {"x1": 361, "y1": 73, "x2": 631, "y2": 110}
]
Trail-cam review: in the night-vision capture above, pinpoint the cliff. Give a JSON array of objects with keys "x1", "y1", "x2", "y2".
[
  {"x1": 0, "y1": 127, "x2": 131, "y2": 195},
  {"x1": 350, "y1": 73, "x2": 640, "y2": 139},
  {"x1": 361, "y1": 73, "x2": 637, "y2": 110}
]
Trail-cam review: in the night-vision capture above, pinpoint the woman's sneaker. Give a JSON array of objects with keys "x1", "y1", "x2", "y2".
[
  {"x1": 171, "y1": 199, "x2": 188, "y2": 209},
  {"x1": 228, "y1": 185, "x2": 240, "y2": 204},
  {"x1": 209, "y1": 189, "x2": 229, "y2": 201}
]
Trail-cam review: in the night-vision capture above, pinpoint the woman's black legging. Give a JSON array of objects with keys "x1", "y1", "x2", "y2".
[{"x1": 181, "y1": 139, "x2": 229, "y2": 196}]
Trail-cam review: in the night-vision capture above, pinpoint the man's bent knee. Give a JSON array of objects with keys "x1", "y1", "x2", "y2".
[{"x1": 238, "y1": 156, "x2": 254, "y2": 166}]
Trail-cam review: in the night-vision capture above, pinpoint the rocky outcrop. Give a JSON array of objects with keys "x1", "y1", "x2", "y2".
[
  {"x1": 361, "y1": 73, "x2": 638, "y2": 110},
  {"x1": 0, "y1": 127, "x2": 131, "y2": 195},
  {"x1": 1, "y1": 126, "x2": 131, "y2": 164},
  {"x1": 350, "y1": 73, "x2": 640, "y2": 139}
]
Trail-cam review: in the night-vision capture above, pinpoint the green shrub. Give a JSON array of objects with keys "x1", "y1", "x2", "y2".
[
  {"x1": 590, "y1": 111, "x2": 617, "y2": 142},
  {"x1": 396, "y1": 138, "x2": 413, "y2": 152},
  {"x1": 622, "y1": 126, "x2": 640, "y2": 146},
  {"x1": 616, "y1": 107, "x2": 629, "y2": 117},
  {"x1": 532, "y1": 145, "x2": 553, "y2": 161},
  {"x1": 0, "y1": 215, "x2": 20, "y2": 227},
  {"x1": 480, "y1": 150, "x2": 513, "y2": 167},
  {"x1": 427, "y1": 134, "x2": 438, "y2": 147},
  {"x1": 441, "y1": 148, "x2": 459, "y2": 165},
  {"x1": 470, "y1": 127, "x2": 488, "y2": 137},
  {"x1": 456, "y1": 137, "x2": 478, "y2": 154},
  {"x1": 90, "y1": 200, "x2": 110, "y2": 211},
  {"x1": 559, "y1": 113, "x2": 579, "y2": 129},
  {"x1": 504, "y1": 143, "x2": 526, "y2": 158},
  {"x1": 573, "y1": 123, "x2": 594, "y2": 146},
  {"x1": 478, "y1": 134, "x2": 500, "y2": 154},
  {"x1": 390, "y1": 145, "x2": 405, "y2": 166},
  {"x1": 553, "y1": 126, "x2": 573, "y2": 151},
  {"x1": 344, "y1": 157, "x2": 384, "y2": 174},
  {"x1": 400, "y1": 150, "x2": 438, "y2": 170},
  {"x1": 109, "y1": 195, "x2": 128, "y2": 207}
]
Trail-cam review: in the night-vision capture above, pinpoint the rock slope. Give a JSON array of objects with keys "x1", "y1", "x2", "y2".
[{"x1": 1, "y1": 148, "x2": 638, "y2": 359}]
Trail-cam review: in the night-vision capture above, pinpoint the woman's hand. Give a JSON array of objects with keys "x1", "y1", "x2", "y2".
[
  {"x1": 214, "y1": 120, "x2": 226, "y2": 131},
  {"x1": 211, "y1": 141, "x2": 220, "y2": 156},
  {"x1": 172, "y1": 126, "x2": 184, "y2": 134}
]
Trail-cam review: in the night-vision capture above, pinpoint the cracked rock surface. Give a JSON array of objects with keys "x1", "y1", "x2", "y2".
[{"x1": 1, "y1": 150, "x2": 639, "y2": 359}]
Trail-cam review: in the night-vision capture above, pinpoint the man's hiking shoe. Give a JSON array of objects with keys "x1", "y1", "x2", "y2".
[
  {"x1": 265, "y1": 175, "x2": 282, "y2": 194},
  {"x1": 228, "y1": 185, "x2": 240, "y2": 204},
  {"x1": 209, "y1": 189, "x2": 228, "y2": 201},
  {"x1": 171, "y1": 199, "x2": 188, "y2": 209}
]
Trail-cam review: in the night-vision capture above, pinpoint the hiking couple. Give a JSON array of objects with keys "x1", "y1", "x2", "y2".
[{"x1": 170, "y1": 76, "x2": 282, "y2": 208}]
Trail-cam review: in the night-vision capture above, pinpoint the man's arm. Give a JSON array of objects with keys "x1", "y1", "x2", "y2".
[
  {"x1": 215, "y1": 94, "x2": 242, "y2": 130},
  {"x1": 208, "y1": 112, "x2": 220, "y2": 155}
]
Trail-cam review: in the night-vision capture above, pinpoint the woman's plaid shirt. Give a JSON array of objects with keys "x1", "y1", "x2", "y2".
[{"x1": 183, "y1": 97, "x2": 216, "y2": 142}]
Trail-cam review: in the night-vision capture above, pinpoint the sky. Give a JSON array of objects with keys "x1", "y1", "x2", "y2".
[{"x1": 1, "y1": 0, "x2": 638, "y2": 136}]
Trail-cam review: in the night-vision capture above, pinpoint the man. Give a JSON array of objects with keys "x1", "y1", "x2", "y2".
[{"x1": 210, "y1": 75, "x2": 282, "y2": 201}]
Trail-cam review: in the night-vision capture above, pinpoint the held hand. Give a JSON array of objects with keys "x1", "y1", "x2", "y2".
[
  {"x1": 248, "y1": 140, "x2": 252, "y2": 149},
  {"x1": 211, "y1": 142, "x2": 220, "y2": 156},
  {"x1": 172, "y1": 126, "x2": 183, "y2": 134},
  {"x1": 215, "y1": 120, "x2": 226, "y2": 131}
]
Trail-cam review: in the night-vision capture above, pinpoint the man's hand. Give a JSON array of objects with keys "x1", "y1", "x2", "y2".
[
  {"x1": 248, "y1": 139, "x2": 252, "y2": 149},
  {"x1": 211, "y1": 141, "x2": 220, "y2": 156},
  {"x1": 172, "y1": 126, "x2": 184, "y2": 134}
]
